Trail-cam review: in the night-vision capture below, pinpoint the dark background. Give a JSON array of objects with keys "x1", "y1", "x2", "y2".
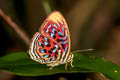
[{"x1": 0, "y1": 0, "x2": 120, "y2": 80}]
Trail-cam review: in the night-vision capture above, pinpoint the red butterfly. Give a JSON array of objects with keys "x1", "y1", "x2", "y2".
[{"x1": 28, "y1": 11, "x2": 74, "y2": 70}]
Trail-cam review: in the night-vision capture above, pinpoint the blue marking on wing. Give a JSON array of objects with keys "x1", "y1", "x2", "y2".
[
  {"x1": 55, "y1": 44, "x2": 58, "y2": 48},
  {"x1": 58, "y1": 32, "x2": 62, "y2": 35},
  {"x1": 53, "y1": 49, "x2": 56, "y2": 53},
  {"x1": 40, "y1": 49, "x2": 45, "y2": 53},
  {"x1": 62, "y1": 28, "x2": 64, "y2": 34},
  {"x1": 38, "y1": 42, "x2": 41, "y2": 46},
  {"x1": 44, "y1": 55, "x2": 48, "y2": 58},
  {"x1": 46, "y1": 29, "x2": 49, "y2": 32},
  {"x1": 44, "y1": 42, "x2": 48, "y2": 45},
  {"x1": 44, "y1": 37, "x2": 47, "y2": 41},
  {"x1": 61, "y1": 40, "x2": 68, "y2": 44},
  {"x1": 53, "y1": 24, "x2": 57, "y2": 28},
  {"x1": 51, "y1": 33, "x2": 54, "y2": 37},
  {"x1": 65, "y1": 45, "x2": 68, "y2": 53},
  {"x1": 61, "y1": 36, "x2": 67, "y2": 40},
  {"x1": 47, "y1": 59, "x2": 50, "y2": 62},
  {"x1": 48, "y1": 24, "x2": 51, "y2": 28},
  {"x1": 46, "y1": 24, "x2": 51, "y2": 32},
  {"x1": 57, "y1": 23, "x2": 60, "y2": 27},
  {"x1": 52, "y1": 28, "x2": 56, "y2": 33},
  {"x1": 52, "y1": 56, "x2": 55, "y2": 61}
]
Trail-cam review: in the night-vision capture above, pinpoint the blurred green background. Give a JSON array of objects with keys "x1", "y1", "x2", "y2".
[{"x1": 0, "y1": 0, "x2": 120, "y2": 80}]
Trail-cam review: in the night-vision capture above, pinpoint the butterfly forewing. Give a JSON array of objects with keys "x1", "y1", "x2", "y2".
[{"x1": 40, "y1": 11, "x2": 71, "y2": 63}]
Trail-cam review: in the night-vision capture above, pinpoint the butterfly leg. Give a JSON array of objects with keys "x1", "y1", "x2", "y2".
[
  {"x1": 65, "y1": 63, "x2": 68, "y2": 70},
  {"x1": 70, "y1": 59, "x2": 74, "y2": 67},
  {"x1": 49, "y1": 66, "x2": 54, "y2": 70},
  {"x1": 65, "y1": 59, "x2": 74, "y2": 70}
]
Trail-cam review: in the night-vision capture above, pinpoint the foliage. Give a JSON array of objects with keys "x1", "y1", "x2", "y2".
[{"x1": 0, "y1": 51, "x2": 120, "y2": 80}]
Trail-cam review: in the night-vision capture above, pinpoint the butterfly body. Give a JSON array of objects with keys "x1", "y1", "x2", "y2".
[{"x1": 29, "y1": 11, "x2": 73, "y2": 70}]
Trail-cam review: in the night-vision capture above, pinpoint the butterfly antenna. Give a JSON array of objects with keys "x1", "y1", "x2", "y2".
[{"x1": 71, "y1": 49, "x2": 94, "y2": 53}]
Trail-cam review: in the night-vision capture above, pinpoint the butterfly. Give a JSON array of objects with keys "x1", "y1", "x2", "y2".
[{"x1": 28, "y1": 11, "x2": 74, "y2": 70}]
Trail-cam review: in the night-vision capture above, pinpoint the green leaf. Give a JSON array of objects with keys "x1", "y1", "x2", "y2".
[{"x1": 0, "y1": 52, "x2": 120, "y2": 80}]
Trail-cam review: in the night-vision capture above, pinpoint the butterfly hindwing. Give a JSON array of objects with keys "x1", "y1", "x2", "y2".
[
  {"x1": 29, "y1": 32, "x2": 64, "y2": 63},
  {"x1": 40, "y1": 11, "x2": 71, "y2": 63}
]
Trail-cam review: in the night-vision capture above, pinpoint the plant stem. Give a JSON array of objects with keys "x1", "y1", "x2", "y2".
[
  {"x1": 0, "y1": 9, "x2": 30, "y2": 46},
  {"x1": 42, "y1": 0, "x2": 52, "y2": 15}
]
